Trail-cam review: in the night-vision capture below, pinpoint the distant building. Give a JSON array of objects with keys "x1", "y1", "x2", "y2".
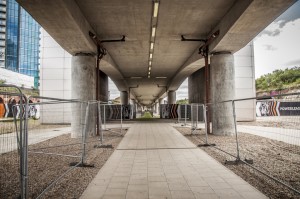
[{"x1": 0, "y1": 0, "x2": 40, "y2": 88}]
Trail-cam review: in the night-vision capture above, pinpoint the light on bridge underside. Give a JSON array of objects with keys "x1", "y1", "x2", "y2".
[
  {"x1": 149, "y1": 61, "x2": 152, "y2": 65},
  {"x1": 150, "y1": 53, "x2": 153, "y2": 59},
  {"x1": 152, "y1": 27, "x2": 156, "y2": 37},
  {"x1": 153, "y1": 2, "x2": 159, "y2": 17},
  {"x1": 130, "y1": 77, "x2": 143, "y2": 79},
  {"x1": 149, "y1": 66, "x2": 152, "y2": 71},
  {"x1": 150, "y1": 42, "x2": 154, "y2": 50},
  {"x1": 155, "y1": 77, "x2": 167, "y2": 79}
]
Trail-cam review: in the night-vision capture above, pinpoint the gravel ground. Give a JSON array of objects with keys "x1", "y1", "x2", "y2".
[
  {"x1": 175, "y1": 127, "x2": 300, "y2": 199},
  {"x1": 238, "y1": 116, "x2": 300, "y2": 130},
  {"x1": 0, "y1": 128, "x2": 126, "y2": 199}
]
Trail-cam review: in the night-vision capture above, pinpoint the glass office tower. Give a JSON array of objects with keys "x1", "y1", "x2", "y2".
[{"x1": 5, "y1": 0, "x2": 40, "y2": 88}]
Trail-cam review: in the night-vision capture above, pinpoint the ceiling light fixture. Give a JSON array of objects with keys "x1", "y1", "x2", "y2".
[
  {"x1": 150, "y1": 53, "x2": 153, "y2": 59},
  {"x1": 130, "y1": 77, "x2": 143, "y2": 79},
  {"x1": 153, "y1": 2, "x2": 159, "y2": 17},
  {"x1": 149, "y1": 61, "x2": 152, "y2": 65},
  {"x1": 156, "y1": 77, "x2": 167, "y2": 79},
  {"x1": 150, "y1": 42, "x2": 154, "y2": 50},
  {"x1": 152, "y1": 27, "x2": 156, "y2": 37}
]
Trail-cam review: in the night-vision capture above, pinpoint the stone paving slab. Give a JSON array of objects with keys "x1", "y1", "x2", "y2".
[{"x1": 80, "y1": 123, "x2": 267, "y2": 199}]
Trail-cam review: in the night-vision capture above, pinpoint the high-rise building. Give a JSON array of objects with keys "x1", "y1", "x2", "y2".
[
  {"x1": 0, "y1": 0, "x2": 6, "y2": 68},
  {"x1": 1, "y1": 0, "x2": 40, "y2": 88}
]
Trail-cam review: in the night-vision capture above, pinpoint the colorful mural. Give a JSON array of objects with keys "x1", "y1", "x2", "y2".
[{"x1": 256, "y1": 101, "x2": 300, "y2": 116}]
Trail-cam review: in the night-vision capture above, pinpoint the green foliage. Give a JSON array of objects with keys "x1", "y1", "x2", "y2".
[
  {"x1": 141, "y1": 111, "x2": 153, "y2": 118},
  {"x1": 256, "y1": 66, "x2": 300, "y2": 91},
  {"x1": 176, "y1": 98, "x2": 188, "y2": 104}
]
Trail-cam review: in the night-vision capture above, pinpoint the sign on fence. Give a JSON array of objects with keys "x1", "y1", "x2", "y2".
[{"x1": 256, "y1": 101, "x2": 300, "y2": 116}]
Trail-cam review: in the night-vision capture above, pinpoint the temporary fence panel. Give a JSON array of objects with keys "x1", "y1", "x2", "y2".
[
  {"x1": 199, "y1": 93, "x2": 300, "y2": 196},
  {"x1": 99, "y1": 104, "x2": 124, "y2": 139},
  {"x1": 24, "y1": 97, "x2": 86, "y2": 199},
  {"x1": 191, "y1": 104, "x2": 205, "y2": 134},
  {"x1": 0, "y1": 85, "x2": 27, "y2": 199}
]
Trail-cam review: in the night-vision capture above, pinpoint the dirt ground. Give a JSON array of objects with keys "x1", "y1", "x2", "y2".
[
  {"x1": 0, "y1": 128, "x2": 126, "y2": 199},
  {"x1": 175, "y1": 127, "x2": 300, "y2": 199}
]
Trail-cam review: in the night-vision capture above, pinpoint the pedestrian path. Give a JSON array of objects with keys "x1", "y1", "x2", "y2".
[{"x1": 81, "y1": 123, "x2": 267, "y2": 199}]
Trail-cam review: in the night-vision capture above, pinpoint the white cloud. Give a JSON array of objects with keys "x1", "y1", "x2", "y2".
[
  {"x1": 176, "y1": 79, "x2": 188, "y2": 100},
  {"x1": 108, "y1": 78, "x2": 119, "y2": 100},
  {"x1": 254, "y1": 18, "x2": 300, "y2": 78}
]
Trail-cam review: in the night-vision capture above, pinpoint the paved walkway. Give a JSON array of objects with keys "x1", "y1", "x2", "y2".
[
  {"x1": 81, "y1": 123, "x2": 267, "y2": 199},
  {"x1": 0, "y1": 127, "x2": 71, "y2": 154}
]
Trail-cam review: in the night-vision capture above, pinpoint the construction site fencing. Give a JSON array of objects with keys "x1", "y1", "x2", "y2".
[
  {"x1": 0, "y1": 85, "x2": 27, "y2": 199},
  {"x1": 190, "y1": 103, "x2": 206, "y2": 134},
  {"x1": 178, "y1": 104, "x2": 191, "y2": 126},
  {"x1": 0, "y1": 84, "x2": 113, "y2": 199},
  {"x1": 197, "y1": 92, "x2": 300, "y2": 195},
  {"x1": 99, "y1": 104, "x2": 130, "y2": 139}
]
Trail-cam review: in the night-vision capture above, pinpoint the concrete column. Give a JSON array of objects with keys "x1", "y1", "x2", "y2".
[
  {"x1": 210, "y1": 53, "x2": 235, "y2": 135},
  {"x1": 120, "y1": 91, "x2": 128, "y2": 105},
  {"x1": 188, "y1": 68, "x2": 205, "y2": 104},
  {"x1": 71, "y1": 54, "x2": 96, "y2": 138},
  {"x1": 155, "y1": 102, "x2": 159, "y2": 114},
  {"x1": 159, "y1": 98, "x2": 163, "y2": 105},
  {"x1": 130, "y1": 99, "x2": 136, "y2": 119},
  {"x1": 168, "y1": 91, "x2": 176, "y2": 104},
  {"x1": 99, "y1": 70, "x2": 109, "y2": 102}
]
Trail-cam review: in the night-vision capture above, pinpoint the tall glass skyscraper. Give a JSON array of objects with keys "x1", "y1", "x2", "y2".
[{"x1": 4, "y1": 0, "x2": 40, "y2": 88}]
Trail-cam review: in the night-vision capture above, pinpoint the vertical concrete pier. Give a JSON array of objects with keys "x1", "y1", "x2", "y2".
[
  {"x1": 210, "y1": 53, "x2": 235, "y2": 135},
  {"x1": 71, "y1": 54, "x2": 96, "y2": 138},
  {"x1": 120, "y1": 91, "x2": 129, "y2": 105},
  {"x1": 168, "y1": 91, "x2": 176, "y2": 104}
]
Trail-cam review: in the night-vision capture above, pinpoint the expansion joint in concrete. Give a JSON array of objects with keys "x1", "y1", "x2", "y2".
[{"x1": 74, "y1": 52, "x2": 96, "y2": 57}]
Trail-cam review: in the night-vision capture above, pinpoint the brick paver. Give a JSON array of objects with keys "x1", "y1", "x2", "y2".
[{"x1": 80, "y1": 123, "x2": 267, "y2": 199}]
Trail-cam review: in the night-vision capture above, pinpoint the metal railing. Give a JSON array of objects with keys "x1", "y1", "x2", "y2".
[
  {"x1": 0, "y1": 84, "x2": 124, "y2": 199},
  {"x1": 0, "y1": 85, "x2": 27, "y2": 199},
  {"x1": 196, "y1": 92, "x2": 300, "y2": 196}
]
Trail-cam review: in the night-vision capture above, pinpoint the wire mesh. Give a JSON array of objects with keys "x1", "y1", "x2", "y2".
[
  {"x1": 99, "y1": 104, "x2": 124, "y2": 136},
  {"x1": 0, "y1": 86, "x2": 26, "y2": 199},
  {"x1": 197, "y1": 93, "x2": 300, "y2": 196},
  {"x1": 22, "y1": 97, "x2": 85, "y2": 199}
]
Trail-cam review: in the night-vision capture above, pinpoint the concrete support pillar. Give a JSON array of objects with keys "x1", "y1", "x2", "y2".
[
  {"x1": 99, "y1": 70, "x2": 109, "y2": 102},
  {"x1": 210, "y1": 53, "x2": 235, "y2": 135},
  {"x1": 155, "y1": 102, "x2": 159, "y2": 114},
  {"x1": 120, "y1": 91, "x2": 129, "y2": 105},
  {"x1": 130, "y1": 99, "x2": 136, "y2": 119},
  {"x1": 71, "y1": 54, "x2": 96, "y2": 138},
  {"x1": 188, "y1": 68, "x2": 205, "y2": 104},
  {"x1": 168, "y1": 91, "x2": 176, "y2": 104}
]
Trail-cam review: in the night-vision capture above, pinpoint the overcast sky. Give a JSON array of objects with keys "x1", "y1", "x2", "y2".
[{"x1": 109, "y1": 1, "x2": 300, "y2": 100}]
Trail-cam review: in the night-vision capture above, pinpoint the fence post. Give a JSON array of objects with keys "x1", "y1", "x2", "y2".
[
  {"x1": 98, "y1": 102, "x2": 103, "y2": 145},
  {"x1": 203, "y1": 104, "x2": 208, "y2": 145},
  {"x1": 232, "y1": 100, "x2": 240, "y2": 161},
  {"x1": 103, "y1": 104, "x2": 106, "y2": 130},
  {"x1": 184, "y1": 104, "x2": 187, "y2": 126},
  {"x1": 81, "y1": 102, "x2": 90, "y2": 165},
  {"x1": 120, "y1": 104, "x2": 123, "y2": 133}
]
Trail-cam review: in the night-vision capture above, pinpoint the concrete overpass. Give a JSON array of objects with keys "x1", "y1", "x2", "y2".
[{"x1": 17, "y1": 0, "x2": 295, "y2": 105}]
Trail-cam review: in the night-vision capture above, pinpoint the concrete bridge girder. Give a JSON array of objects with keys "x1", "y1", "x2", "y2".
[{"x1": 17, "y1": 0, "x2": 297, "y2": 106}]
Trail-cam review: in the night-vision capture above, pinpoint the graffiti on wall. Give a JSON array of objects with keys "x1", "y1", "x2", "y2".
[
  {"x1": 256, "y1": 101, "x2": 300, "y2": 116},
  {"x1": 160, "y1": 104, "x2": 182, "y2": 119},
  {"x1": 0, "y1": 97, "x2": 40, "y2": 119}
]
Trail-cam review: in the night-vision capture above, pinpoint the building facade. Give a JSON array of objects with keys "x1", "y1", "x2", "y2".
[{"x1": 0, "y1": 0, "x2": 40, "y2": 88}]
